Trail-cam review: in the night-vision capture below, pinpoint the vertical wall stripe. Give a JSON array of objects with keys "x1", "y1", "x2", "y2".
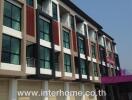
[{"x1": 9, "y1": 79, "x2": 17, "y2": 100}]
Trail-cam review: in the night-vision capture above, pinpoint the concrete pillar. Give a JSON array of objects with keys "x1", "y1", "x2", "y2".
[
  {"x1": 64, "y1": 82, "x2": 70, "y2": 100},
  {"x1": 42, "y1": 81, "x2": 49, "y2": 100},
  {"x1": 81, "y1": 84, "x2": 85, "y2": 100},
  {"x1": 9, "y1": 79, "x2": 17, "y2": 100}
]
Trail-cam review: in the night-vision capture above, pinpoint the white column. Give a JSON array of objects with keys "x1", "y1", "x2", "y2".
[
  {"x1": 64, "y1": 82, "x2": 70, "y2": 100},
  {"x1": 81, "y1": 84, "x2": 85, "y2": 100},
  {"x1": 9, "y1": 79, "x2": 17, "y2": 100},
  {"x1": 42, "y1": 81, "x2": 49, "y2": 100}
]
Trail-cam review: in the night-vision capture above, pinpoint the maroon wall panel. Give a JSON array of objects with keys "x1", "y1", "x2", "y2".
[
  {"x1": 52, "y1": 21, "x2": 59, "y2": 45},
  {"x1": 72, "y1": 30, "x2": 77, "y2": 52},
  {"x1": 26, "y1": 6, "x2": 35, "y2": 36}
]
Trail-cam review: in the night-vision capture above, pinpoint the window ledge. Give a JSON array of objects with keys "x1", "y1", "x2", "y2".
[
  {"x1": 75, "y1": 74, "x2": 79, "y2": 79},
  {"x1": 80, "y1": 54, "x2": 86, "y2": 59},
  {"x1": 63, "y1": 48, "x2": 71, "y2": 55},
  {"x1": 55, "y1": 71, "x2": 62, "y2": 77},
  {"x1": 26, "y1": 67, "x2": 36, "y2": 75},
  {"x1": 82, "y1": 75, "x2": 87, "y2": 79},
  {"x1": 0, "y1": 63, "x2": 21, "y2": 71},
  {"x1": 3, "y1": 26, "x2": 22, "y2": 39},
  {"x1": 64, "y1": 72, "x2": 72, "y2": 77},
  {"x1": 40, "y1": 68, "x2": 52, "y2": 75},
  {"x1": 40, "y1": 39, "x2": 51, "y2": 48}
]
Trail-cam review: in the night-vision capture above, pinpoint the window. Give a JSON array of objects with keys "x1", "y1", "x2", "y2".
[
  {"x1": 91, "y1": 43, "x2": 96, "y2": 58},
  {"x1": 64, "y1": 54, "x2": 72, "y2": 72},
  {"x1": 63, "y1": 30, "x2": 70, "y2": 49},
  {"x1": 80, "y1": 59, "x2": 86, "y2": 75},
  {"x1": 37, "y1": 0, "x2": 42, "y2": 10},
  {"x1": 93, "y1": 63, "x2": 98, "y2": 76},
  {"x1": 4, "y1": 1, "x2": 21, "y2": 31},
  {"x1": 100, "y1": 65, "x2": 108, "y2": 76},
  {"x1": 2, "y1": 34, "x2": 21, "y2": 65},
  {"x1": 39, "y1": 46, "x2": 51, "y2": 69},
  {"x1": 52, "y1": 2, "x2": 58, "y2": 20},
  {"x1": 70, "y1": 15, "x2": 75, "y2": 30},
  {"x1": 55, "y1": 52, "x2": 60, "y2": 71},
  {"x1": 84, "y1": 24, "x2": 87, "y2": 36},
  {"x1": 78, "y1": 37, "x2": 85, "y2": 54},
  {"x1": 39, "y1": 18, "x2": 50, "y2": 41},
  {"x1": 26, "y1": 0, "x2": 33, "y2": 6},
  {"x1": 26, "y1": 45, "x2": 35, "y2": 67}
]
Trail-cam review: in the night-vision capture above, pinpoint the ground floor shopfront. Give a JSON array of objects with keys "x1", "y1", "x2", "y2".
[{"x1": 0, "y1": 79, "x2": 102, "y2": 100}]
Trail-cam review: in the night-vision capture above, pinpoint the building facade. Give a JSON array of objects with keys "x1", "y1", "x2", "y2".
[{"x1": 0, "y1": 0, "x2": 120, "y2": 100}]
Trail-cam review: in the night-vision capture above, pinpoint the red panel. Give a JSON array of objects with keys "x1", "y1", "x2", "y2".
[
  {"x1": 72, "y1": 30, "x2": 77, "y2": 52},
  {"x1": 26, "y1": 6, "x2": 35, "y2": 36},
  {"x1": 52, "y1": 21, "x2": 59, "y2": 45}
]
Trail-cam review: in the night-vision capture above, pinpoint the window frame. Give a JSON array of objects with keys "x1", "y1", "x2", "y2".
[
  {"x1": 80, "y1": 59, "x2": 86, "y2": 75},
  {"x1": 91, "y1": 43, "x2": 96, "y2": 58},
  {"x1": 64, "y1": 54, "x2": 72, "y2": 72},
  {"x1": 39, "y1": 17, "x2": 51, "y2": 42},
  {"x1": 63, "y1": 29, "x2": 70, "y2": 49},
  {"x1": 70, "y1": 15, "x2": 75, "y2": 30},
  {"x1": 26, "y1": 0, "x2": 34, "y2": 7},
  {"x1": 52, "y1": 2, "x2": 58, "y2": 20},
  {"x1": 3, "y1": 0, "x2": 21, "y2": 31},
  {"x1": 93, "y1": 63, "x2": 99, "y2": 76},
  {"x1": 78, "y1": 36, "x2": 85, "y2": 54},
  {"x1": 39, "y1": 46, "x2": 51, "y2": 69},
  {"x1": 1, "y1": 34, "x2": 21, "y2": 65}
]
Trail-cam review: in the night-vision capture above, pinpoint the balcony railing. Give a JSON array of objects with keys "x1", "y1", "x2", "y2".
[{"x1": 26, "y1": 57, "x2": 36, "y2": 67}]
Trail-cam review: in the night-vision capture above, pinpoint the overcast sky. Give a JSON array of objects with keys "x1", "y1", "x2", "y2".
[{"x1": 73, "y1": 0, "x2": 132, "y2": 71}]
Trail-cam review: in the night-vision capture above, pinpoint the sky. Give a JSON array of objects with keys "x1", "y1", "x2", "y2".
[{"x1": 73, "y1": 0, "x2": 132, "y2": 71}]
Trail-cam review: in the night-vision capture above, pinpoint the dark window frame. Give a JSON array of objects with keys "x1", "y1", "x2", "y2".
[
  {"x1": 80, "y1": 59, "x2": 86, "y2": 75},
  {"x1": 91, "y1": 43, "x2": 96, "y2": 58},
  {"x1": 39, "y1": 46, "x2": 51, "y2": 69},
  {"x1": 3, "y1": 1, "x2": 21, "y2": 31},
  {"x1": 64, "y1": 54, "x2": 72, "y2": 72},
  {"x1": 52, "y1": 2, "x2": 58, "y2": 20},
  {"x1": 2, "y1": 34, "x2": 21, "y2": 65},
  {"x1": 26, "y1": 0, "x2": 34, "y2": 6},
  {"x1": 63, "y1": 29, "x2": 70, "y2": 49},
  {"x1": 78, "y1": 36, "x2": 85, "y2": 54},
  {"x1": 39, "y1": 18, "x2": 51, "y2": 42},
  {"x1": 70, "y1": 15, "x2": 75, "y2": 30},
  {"x1": 93, "y1": 63, "x2": 99, "y2": 76}
]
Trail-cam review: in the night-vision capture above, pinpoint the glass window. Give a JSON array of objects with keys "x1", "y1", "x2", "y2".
[
  {"x1": 70, "y1": 15, "x2": 75, "y2": 30},
  {"x1": 63, "y1": 30, "x2": 70, "y2": 49},
  {"x1": 3, "y1": 1, "x2": 21, "y2": 31},
  {"x1": 26, "y1": 0, "x2": 34, "y2": 6},
  {"x1": 39, "y1": 46, "x2": 51, "y2": 69},
  {"x1": 39, "y1": 18, "x2": 50, "y2": 41},
  {"x1": 64, "y1": 54, "x2": 72, "y2": 72},
  {"x1": 1, "y1": 34, "x2": 21, "y2": 65},
  {"x1": 91, "y1": 43, "x2": 96, "y2": 58},
  {"x1": 78, "y1": 37, "x2": 85, "y2": 54},
  {"x1": 93, "y1": 63, "x2": 98, "y2": 76},
  {"x1": 84, "y1": 24, "x2": 87, "y2": 36},
  {"x1": 52, "y1": 2, "x2": 58, "y2": 20},
  {"x1": 80, "y1": 59, "x2": 86, "y2": 75}
]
